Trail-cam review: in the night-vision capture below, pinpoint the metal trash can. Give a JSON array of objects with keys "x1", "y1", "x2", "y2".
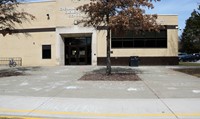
[{"x1": 129, "y1": 56, "x2": 139, "y2": 67}]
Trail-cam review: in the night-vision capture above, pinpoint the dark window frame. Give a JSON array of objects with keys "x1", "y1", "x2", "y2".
[{"x1": 42, "y1": 45, "x2": 51, "y2": 59}]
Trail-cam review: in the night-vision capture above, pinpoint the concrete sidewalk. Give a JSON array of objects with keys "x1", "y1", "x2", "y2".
[{"x1": 0, "y1": 66, "x2": 200, "y2": 119}]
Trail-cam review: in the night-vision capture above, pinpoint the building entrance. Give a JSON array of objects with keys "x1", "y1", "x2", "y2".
[{"x1": 64, "y1": 37, "x2": 91, "y2": 65}]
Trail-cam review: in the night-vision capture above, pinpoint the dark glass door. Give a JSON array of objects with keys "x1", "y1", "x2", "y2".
[
  {"x1": 69, "y1": 46, "x2": 78, "y2": 65},
  {"x1": 78, "y1": 46, "x2": 87, "y2": 65},
  {"x1": 65, "y1": 37, "x2": 91, "y2": 65},
  {"x1": 68, "y1": 46, "x2": 87, "y2": 65}
]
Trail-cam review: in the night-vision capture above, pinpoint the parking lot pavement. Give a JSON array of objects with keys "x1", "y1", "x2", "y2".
[{"x1": 0, "y1": 66, "x2": 199, "y2": 119}]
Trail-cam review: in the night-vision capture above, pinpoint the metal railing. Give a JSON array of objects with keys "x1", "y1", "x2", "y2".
[{"x1": 0, "y1": 57, "x2": 22, "y2": 66}]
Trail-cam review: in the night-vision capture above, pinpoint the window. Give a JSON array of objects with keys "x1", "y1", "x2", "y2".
[
  {"x1": 64, "y1": 37, "x2": 91, "y2": 46},
  {"x1": 111, "y1": 30, "x2": 167, "y2": 48},
  {"x1": 42, "y1": 45, "x2": 51, "y2": 59}
]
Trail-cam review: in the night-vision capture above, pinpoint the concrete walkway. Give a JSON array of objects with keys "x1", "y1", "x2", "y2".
[{"x1": 0, "y1": 66, "x2": 200, "y2": 119}]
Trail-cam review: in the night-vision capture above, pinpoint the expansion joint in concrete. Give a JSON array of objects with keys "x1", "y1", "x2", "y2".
[{"x1": 141, "y1": 79, "x2": 179, "y2": 119}]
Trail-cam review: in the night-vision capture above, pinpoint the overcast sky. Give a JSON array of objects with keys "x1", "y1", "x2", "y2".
[{"x1": 24, "y1": 0, "x2": 200, "y2": 36}]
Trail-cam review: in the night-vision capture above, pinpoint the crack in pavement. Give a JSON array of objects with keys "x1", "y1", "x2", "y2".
[{"x1": 140, "y1": 77, "x2": 179, "y2": 119}]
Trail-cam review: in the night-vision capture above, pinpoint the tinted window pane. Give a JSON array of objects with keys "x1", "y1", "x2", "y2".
[
  {"x1": 112, "y1": 31, "x2": 125, "y2": 38},
  {"x1": 86, "y1": 37, "x2": 91, "y2": 45},
  {"x1": 112, "y1": 38, "x2": 123, "y2": 41},
  {"x1": 123, "y1": 38, "x2": 133, "y2": 41},
  {"x1": 157, "y1": 39, "x2": 167, "y2": 48},
  {"x1": 65, "y1": 38, "x2": 87, "y2": 46},
  {"x1": 145, "y1": 40, "x2": 156, "y2": 48},
  {"x1": 125, "y1": 31, "x2": 133, "y2": 38},
  {"x1": 133, "y1": 32, "x2": 144, "y2": 38},
  {"x1": 42, "y1": 45, "x2": 51, "y2": 59},
  {"x1": 156, "y1": 30, "x2": 167, "y2": 38},
  {"x1": 112, "y1": 41, "x2": 123, "y2": 48},
  {"x1": 145, "y1": 31, "x2": 156, "y2": 38},
  {"x1": 134, "y1": 40, "x2": 145, "y2": 48},
  {"x1": 75, "y1": 38, "x2": 86, "y2": 45},
  {"x1": 123, "y1": 41, "x2": 133, "y2": 48}
]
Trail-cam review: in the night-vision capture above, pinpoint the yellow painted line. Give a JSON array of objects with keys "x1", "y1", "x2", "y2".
[
  {"x1": 0, "y1": 115, "x2": 45, "y2": 119},
  {"x1": 176, "y1": 113, "x2": 200, "y2": 116},
  {"x1": 0, "y1": 108, "x2": 200, "y2": 117}
]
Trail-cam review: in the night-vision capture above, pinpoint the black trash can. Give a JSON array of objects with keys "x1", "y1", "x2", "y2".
[{"x1": 129, "y1": 56, "x2": 139, "y2": 67}]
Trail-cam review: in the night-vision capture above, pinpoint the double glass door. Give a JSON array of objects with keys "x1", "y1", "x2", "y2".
[
  {"x1": 66, "y1": 46, "x2": 87, "y2": 65},
  {"x1": 65, "y1": 37, "x2": 91, "y2": 65}
]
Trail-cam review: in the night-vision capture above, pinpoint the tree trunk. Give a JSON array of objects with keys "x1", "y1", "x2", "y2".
[
  {"x1": 106, "y1": 15, "x2": 111, "y2": 75},
  {"x1": 106, "y1": 28, "x2": 111, "y2": 75}
]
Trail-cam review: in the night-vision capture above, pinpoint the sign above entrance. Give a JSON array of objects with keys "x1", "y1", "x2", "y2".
[
  {"x1": 60, "y1": 7, "x2": 83, "y2": 18},
  {"x1": 59, "y1": 0, "x2": 90, "y2": 18}
]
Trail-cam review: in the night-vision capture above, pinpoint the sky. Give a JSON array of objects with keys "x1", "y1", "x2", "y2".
[
  {"x1": 146, "y1": 0, "x2": 200, "y2": 36},
  {"x1": 25, "y1": 0, "x2": 200, "y2": 36}
]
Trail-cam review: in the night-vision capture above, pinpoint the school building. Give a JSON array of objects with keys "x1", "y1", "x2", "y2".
[{"x1": 0, "y1": 0, "x2": 179, "y2": 66}]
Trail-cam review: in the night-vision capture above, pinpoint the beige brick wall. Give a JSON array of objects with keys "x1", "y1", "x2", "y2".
[
  {"x1": 0, "y1": 32, "x2": 56, "y2": 66},
  {"x1": 16, "y1": 1, "x2": 56, "y2": 29}
]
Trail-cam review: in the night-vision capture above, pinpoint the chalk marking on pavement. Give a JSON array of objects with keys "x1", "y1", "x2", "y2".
[{"x1": 0, "y1": 108, "x2": 200, "y2": 117}]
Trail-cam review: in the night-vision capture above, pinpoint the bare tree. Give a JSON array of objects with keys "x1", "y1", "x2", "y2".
[
  {"x1": 0, "y1": 0, "x2": 35, "y2": 36},
  {"x1": 77, "y1": 0, "x2": 162, "y2": 75}
]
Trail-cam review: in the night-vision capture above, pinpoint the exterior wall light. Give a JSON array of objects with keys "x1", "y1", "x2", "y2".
[
  {"x1": 74, "y1": 20, "x2": 78, "y2": 25},
  {"x1": 47, "y1": 14, "x2": 50, "y2": 20}
]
